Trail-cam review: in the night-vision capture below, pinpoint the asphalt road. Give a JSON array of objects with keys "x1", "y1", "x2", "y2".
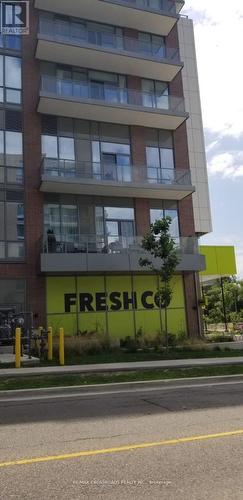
[{"x1": 1, "y1": 377, "x2": 243, "y2": 499}]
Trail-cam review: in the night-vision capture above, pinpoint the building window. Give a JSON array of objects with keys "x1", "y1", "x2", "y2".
[
  {"x1": 42, "y1": 135, "x2": 75, "y2": 174},
  {"x1": 138, "y1": 32, "x2": 165, "y2": 58},
  {"x1": 40, "y1": 14, "x2": 123, "y2": 51},
  {"x1": 44, "y1": 204, "x2": 78, "y2": 243},
  {"x1": 92, "y1": 141, "x2": 131, "y2": 181},
  {"x1": 0, "y1": 55, "x2": 22, "y2": 104},
  {"x1": 44, "y1": 199, "x2": 135, "y2": 252},
  {"x1": 150, "y1": 201, "x2": 179, "y2": 239},
  {"x1": 142, "y1": 79, "x2": 169, "y2": 109},
  {"x1": 0, "y1": 116, "x2": 23, "y2": 186},
  {"x1": 146, "y1": 145, "x2": 174, "y2": 183},
  {"x1": 95, "y1": 206, "x2": 135, "y2": 250},
  {"x1": 51, "y1": 66, "x2": 127, "y2": 105},
  {"x1": 41, "y1": 117, "x2": 131, "y2": 178},
  {"x1": 0, "y1": 191, "x2": 25, "y2": 260},
  {"x1": 0, "y1": 34, "x2": 21, "y2": 51}
]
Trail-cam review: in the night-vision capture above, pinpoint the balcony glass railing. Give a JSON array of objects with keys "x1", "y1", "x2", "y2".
[
  {"x1": 41, "y1": 159, "x2": 192, "y2": 187},
  {"x1": 39, "y1": 17, "x2": 180, "y2": 62},
  {"x1": 103, "y1": 0, "x2": 184, "y2": 15},
  {"x1": 42, "y1": 234, "x2": 199, "y2": 255},
  {"x1": 40, "y1": 76, "x2": 186, "y2": 114}
]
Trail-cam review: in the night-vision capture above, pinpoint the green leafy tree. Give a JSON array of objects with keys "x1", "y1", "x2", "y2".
[
  {"x1": 139, "y1": 217, "x2": 180, "y2": 344},
  {"x1": 203, "y1": 277, "x2": 243, "y2": 325}
]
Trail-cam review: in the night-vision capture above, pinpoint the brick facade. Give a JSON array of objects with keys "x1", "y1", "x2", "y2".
[
  {"x1": 0, "y1": 0, "x2": 45, "y2": 326},
  {"x1": 0, "y1": 7, "x2": 203, "y2": 337}
]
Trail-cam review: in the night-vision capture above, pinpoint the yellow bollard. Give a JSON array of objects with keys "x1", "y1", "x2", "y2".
[
  {"x1": 48, "y1": 327, "x2": 53, "y2": 362},
  {"x1": 15, "y1": 328, "x2": 21, "y2": 369},
  {"x1": 59, "y1": 328, "x2": 65, "y2": 366}
]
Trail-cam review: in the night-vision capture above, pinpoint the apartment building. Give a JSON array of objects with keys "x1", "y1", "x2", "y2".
[{"x1": 0, "y1": 0, "x2": 212, "y2": 339}]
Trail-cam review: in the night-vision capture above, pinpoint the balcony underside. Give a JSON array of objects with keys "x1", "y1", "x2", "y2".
[
  {"x1": 40, "y1": 252, "x2": 206, "y2": 274},
  {"x1": 36, "y1": 38, "x2": 182, "y2": 82},
  {"x1": 40, "y1": 175, "x2": 194, "y2": 201},
  {"x1": 38, "y1": 95, "x2": 188, "y2": 131},
  {"x1": 35, "y1": 0, "x2": 179, "y2": 36}
]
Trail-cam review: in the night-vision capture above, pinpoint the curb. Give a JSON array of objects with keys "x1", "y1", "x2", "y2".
[
  {"x1": 1, "y1": 374, "x2": 243, "y2": 400},
  {"x1": 1, "y1": 356, "x2": 243, "y2": 378}
]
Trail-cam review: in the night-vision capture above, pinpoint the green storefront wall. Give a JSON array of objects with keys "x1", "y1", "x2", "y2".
[
  {"x1": 46, "y1": 274, "x2": 186, "y2": 339},
  {"x1": 199, "y1": 246, "x2": 237, "y2": 279}
]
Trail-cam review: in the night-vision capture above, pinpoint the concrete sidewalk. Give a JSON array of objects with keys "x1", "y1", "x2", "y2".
[{"x1": 1, "y1": 356, "x2": 243, "y2": 378}]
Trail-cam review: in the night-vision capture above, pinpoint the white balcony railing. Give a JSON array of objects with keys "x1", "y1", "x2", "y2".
[
  {"x1": 41, "y1": 159, "x2": 192, "y2": 187},
  {"x1": 42, "y1": 234, "x2": 199, "y2": 255},
  {"x1": 39, "y1": 17, "x2": 180, "y2": 63},
  {"x1": 40, "y1": 76, "x2": 186, "y2": 115}
]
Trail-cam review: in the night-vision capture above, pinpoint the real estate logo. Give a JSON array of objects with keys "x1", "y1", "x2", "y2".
[{"x1": 1, "y1": 1, "x2": 29, "y2": 35}]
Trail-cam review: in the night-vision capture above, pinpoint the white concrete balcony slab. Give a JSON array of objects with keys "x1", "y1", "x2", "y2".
[
  {"x1": 38, "y1": 77, "x2": 188, "y2": 131},
  {"x1": 36, "y1": 17, "x2": 183, "y2": 82},
  {"x1": 35, "y1": 0, "x2": 184, "y2": 36},
  {"x1": 40, "y1": 159, "x2": 194, "y2": 201},
  {"x1": 40, "y1": 235, "x2": 205, "y2": 274}
]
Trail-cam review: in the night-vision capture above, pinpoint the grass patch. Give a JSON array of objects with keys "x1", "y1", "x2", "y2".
[
  {"x1": 41, "y1": 348, "x2": 243, "y2": 367},
  {"x1": 2, "y1": 364, "x2": 243, "y2": 391}
]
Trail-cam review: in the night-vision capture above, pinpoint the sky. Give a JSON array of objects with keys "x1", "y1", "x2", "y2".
[{"x1": 182, "y1": 1, "x2": 243, "y2": 276}]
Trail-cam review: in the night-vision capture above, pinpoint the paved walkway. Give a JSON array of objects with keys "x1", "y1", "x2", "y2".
[{"x1": 0, "y1": 356, "x2": 243, "y2": 378}]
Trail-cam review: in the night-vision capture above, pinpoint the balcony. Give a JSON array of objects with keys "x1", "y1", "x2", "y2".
[
  {"x1": 38, "y1": 77, "x2": 188, "y2": 130},
  {"x1": 36, "y1": 18, "x2": 183, "y2": 82},
  {"x1": 35, "y1": 1, "x2": 184, "y2": 36},
  {"x1": 40, "y1": 159, "x2": 194, "y2": 201},
  {"x1": 40, "y1": 234, "x2": 205, "y2": 274}
]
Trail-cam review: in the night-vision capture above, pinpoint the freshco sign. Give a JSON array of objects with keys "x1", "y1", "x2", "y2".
[{"x1": 64, "y1": 291, "x2": 162, "y2": 313}]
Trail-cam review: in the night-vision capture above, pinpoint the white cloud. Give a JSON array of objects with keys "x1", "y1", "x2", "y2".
[
  {"x1": 183, "y1": 1, "x2": 243, "y2": 139},
  {"x1": 208, "y1": 152, "x2": 243, "y2": 178}
]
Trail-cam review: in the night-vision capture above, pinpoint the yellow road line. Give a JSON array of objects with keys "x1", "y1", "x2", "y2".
[{"x1": 1, "y1": 429, "x2": 243, "y2": 469}]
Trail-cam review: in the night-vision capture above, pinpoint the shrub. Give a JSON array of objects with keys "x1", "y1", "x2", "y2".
[{"x1": 53, "y1": 333, "x2": 111, "y2": 358}]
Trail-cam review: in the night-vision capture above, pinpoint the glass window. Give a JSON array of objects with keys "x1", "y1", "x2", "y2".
[
  {"x1": 0, "y1": 167, "x2": 4, "y2": 183},
  {"x1": 0, "y1": 55, "x2": 22, "y2": 104},
  {"x1": 57, "y1": 117, "x2": 73, "y2": 137},
  {"x1": 42, "y1": 135, "x2": 58, "y2": 158},
  {"x1": 8, "y1": 242, "x2": 24, "y2": 259},
  {"x1": 0, "y1": 131, "x2": 4, "y2": 157},
  {"x1": 5, "y1": 131, "x2": 23, "y2": 167},
  {"x1": 92, "y1": 141, "x2": 100, "y2": 163},
  {"x1": 59, "y1": 137, "x2": 75, "y2": 160},
  {"x1": 142, "y1": 79, "x2": 155, "y2": 108},
  {"x1": 6, "y1": 202, "x2": 24, "y2": 241},
  {"x1": 0, "y1": 56, "x2": 3, "y2": 86},
  {"x1": 146, "y1": 147, "x2": 160, "y2": 167},
  {"x1": 155, "y1": 81, "x2": 169, "y2": 109},
  {"x1": 61, "y1": 205, "x2": 78, "y2": 242},
  {"x1": 6, "y1": 89, "x2": 21, "y2": 104},
  {"x1": 101, "y1": 142, "x2": 130, "y2": 155},
  {"x1": 160, "y1": 148, "x2": 174, "y2": 169},
  {"x1": 7, "y1": 167, "x2": 23, "y2": 185},
  {"x1": 0, "y1": 202, "x2": 4, "y2": 239},
  {"x1": 5, "y1": 56, "x2": 22, "y2": 89},
  {"x1": 0, "y1": 242, "x2": 5, "y2": 259},
  {"x1": 44, "y1": 204, "x2": 60, "y2": 236},
  {"x1": 164, "y1": 209, "x2": 179, "y2": 238},
  {"x1": 105, "y1": 207, "x2": 134, "y2": 220},
  {"x1": 138, "y1": 32, "x2": 165, "y2": 57},
  {"x1": 6, "y1": 131, "x2": 22, "y2": 152},
  {"x1": 5, "y1": 35, "x2": 21, "y2": 50},
  {"x1": 150, "y1": 204, "x2": 179, "y2": 238}
]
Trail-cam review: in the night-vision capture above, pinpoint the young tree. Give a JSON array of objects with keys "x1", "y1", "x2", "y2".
[{"x1": 139, "y1": 217, "x2": 181, "y2": 344}]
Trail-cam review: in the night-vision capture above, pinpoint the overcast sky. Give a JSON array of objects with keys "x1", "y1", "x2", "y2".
[{"x1": 182, "y1": 0, "x2": 243, "y2": 276}]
